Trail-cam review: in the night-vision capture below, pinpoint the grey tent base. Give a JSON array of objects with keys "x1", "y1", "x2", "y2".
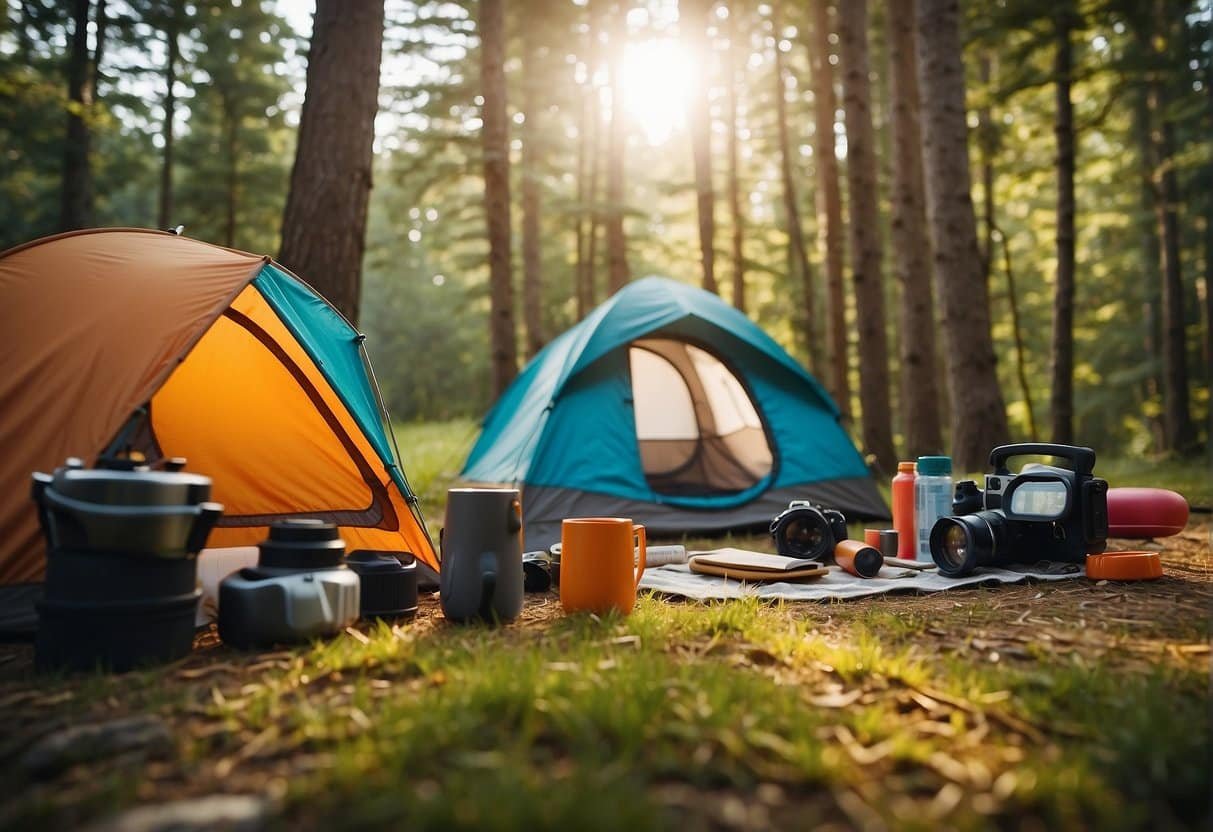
[{"x1": 520, "y1": 478, "x2": 890, "y2": 551}]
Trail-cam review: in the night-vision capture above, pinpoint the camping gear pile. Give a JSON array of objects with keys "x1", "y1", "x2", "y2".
[{"x1": 0, "y1": 229, "x2": 1194, "y2": 673}]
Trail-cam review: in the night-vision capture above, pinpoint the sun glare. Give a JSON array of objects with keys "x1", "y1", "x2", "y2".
[{"x1": 618, "y1": 39, "x2": 696, "y2": 145}]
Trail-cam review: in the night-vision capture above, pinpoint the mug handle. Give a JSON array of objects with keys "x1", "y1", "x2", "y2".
[{"x1": 633, "y1": 524, "x2": 646, "y2": 588}]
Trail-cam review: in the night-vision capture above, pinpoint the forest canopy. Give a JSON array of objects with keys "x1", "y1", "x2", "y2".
[{"x1": 1, "y1": 0, "x2": 1209, "y2": 467}]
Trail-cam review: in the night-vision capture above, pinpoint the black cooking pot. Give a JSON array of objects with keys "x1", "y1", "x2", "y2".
[{"x1": 32, "y1": 457, "x2": 223, "y2": 672}]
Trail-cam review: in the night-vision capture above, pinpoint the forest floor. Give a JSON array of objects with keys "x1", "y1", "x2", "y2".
[{"x1": 0, "y1": 424, "x2": 1209, "y2": 831}]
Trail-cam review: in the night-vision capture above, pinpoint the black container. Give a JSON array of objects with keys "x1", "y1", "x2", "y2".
[
  {"x1": 32, "y1": 458, "x2": 222, "y2": 672},
  {"x1": 346, "y1": 550, "x2": 419, "y2": 619}
]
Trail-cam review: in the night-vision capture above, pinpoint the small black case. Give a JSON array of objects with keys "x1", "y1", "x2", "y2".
[{"x1": 346, "y1": 551, "x2": 419, "y2": 619}]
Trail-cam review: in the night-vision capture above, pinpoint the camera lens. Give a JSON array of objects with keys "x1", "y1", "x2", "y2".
[
  {"x1": 930, "y1": 510, "x2": 1006, "y2": 577},
  {"x1": 785, "y1": 517, "x2": 824, "y2": 554}
]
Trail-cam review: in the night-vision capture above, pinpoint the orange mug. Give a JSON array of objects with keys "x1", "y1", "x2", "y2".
[{"x1": 560, "y1": 517, "x2": 647, "y2": 615}]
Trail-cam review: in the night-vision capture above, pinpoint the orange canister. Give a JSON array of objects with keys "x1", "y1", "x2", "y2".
[{"x1": 892, "y1": 461, "x2": 916, "y2": 559}]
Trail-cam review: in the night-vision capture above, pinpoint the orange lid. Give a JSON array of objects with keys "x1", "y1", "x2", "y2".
[
  {"x1": 897, "y1": 461, "x2": 916, "y2": 473},
  {"x1": 1086, "y1": 551, "x2": 1163, "y2": 581}
]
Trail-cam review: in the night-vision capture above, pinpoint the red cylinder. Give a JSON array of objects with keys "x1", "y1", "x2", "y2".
[{"x1": 892, "y1": 461, "x2": 916, "y2": 559}]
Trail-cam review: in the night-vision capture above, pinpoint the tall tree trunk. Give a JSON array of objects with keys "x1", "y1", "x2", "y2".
[
  {"x1": 838, "y1": 0, "x2": 896, "y2": 473},
  {"x1": 278, "y1": 0, "x2": 384, "y2": 324},
  {"x1": 520, "y1": 27, "x2": 544, "y2": 357},
  {"x1": 1204, "y1": 25, "x2": 1213, "y2": 446},
  {"x1": 222, "y1": 96, "x2": 237, "y2": 249},
  {"x1": 477, "y1": 0, "x2": 517, "y2": 395},
  {"x1": 59, "y1": 0, "x2": 104, "y2": 231},
  {"x1": 1049, "y1": 10, "x2": 1077, "y2": 445},
  {"x1": 772, "y1": 11, "x2": 818, "y2": 373},
  {"x1": 158, "y1": 4, "x2": 180, "y2": 230},
  {"x1": 885, "y1": 0, "x2": 943, "y2": 456},
  {"x1": 574, "y1": 90, "x2": 591, "y2": 319},
  {"x1": 915, "y1": 0, "x2": 1010, "y2": 471},
  {"x1": 976, "y1": 55, "x2": 996, "y2": 281},
  {"x1": 725, "y1": 3, "x2": 745, "y2": 312},
  {"x1": 684, "y1": 0, "x2": 717, "y2": 293},
  {"x1": 1148, "y1": 79, "x2": 1196, "y2": 451},
  {"x1": 1133, "y1": 86, "x2": 1165, "y2": 449},
  {"x1": 604, "y1": 3, "x2": 630, "y2": 293},
  {"x1": 809, "y1": 0, "x2": 849, "y2": 418}
]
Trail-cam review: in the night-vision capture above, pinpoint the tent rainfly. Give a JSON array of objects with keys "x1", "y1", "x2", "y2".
[
  {"x1": 0, "y1": 228, "x2": 437, "y2": 595},
  {"x1": 462, "y1": 276, "x2": 889, "y2": 549}
]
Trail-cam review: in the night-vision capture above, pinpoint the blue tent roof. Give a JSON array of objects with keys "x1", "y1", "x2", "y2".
[{"x1": 463, "y1": 277, "x2": 883, "y2": 517}]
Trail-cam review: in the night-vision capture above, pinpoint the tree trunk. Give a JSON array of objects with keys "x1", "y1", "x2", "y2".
[
  {"x1": 976, "y1": 55, "x2": 996, "y2": 282},
  {"x1": 1049, "y1": 10, "x2": 1076, "y2": 445},
  {"x1": 1204, "y1": 29, "x2": 1213, "y2": 445},
  {"x1": 222, "y1": 95, "x2": 237, "y2": 248},
  {"x1": 772, "y1": 12, "x2": 818, "y2": 373},
  {"x1": 59, "y1": 0, "x2": 101, "y2": 231},
  {"x1": 574, "y1": 90, "x2": 591, "y2": 320},
  {"x1": 520, "y1": 27, "x2": 544, "y2": 357},
  {"x1": 1148, "y1": 79, "x2": 1196, "y2": 451},
  {"x1": 684, "y1": 0, "x2": 717, "y2": 293},
  {"x1": 885, "y1": 0, "x2": 943, "y2": 456},
  {"x1": 838, "y1": 0, "x2": 896, "y2": 473},
  {"x1": 915, "y1": 0, "x2": 1010, "y2": 471},
  {"x1": 605, "y1": 3, "x2": 630, "y2": 293},
  {"x1": 725, "y1": 3, "x2": 745, "y2": 312},
  {"x1": 809, "y1": 0, "x2": 849, "y2": 418},
  {"x1": 477, "y1": 0, "x2": 518, "y2": 395},
  {"x1": 278, "y1": 0, "x2": 384, "y2": 325},
  {"x1": 158, "y1": 4, "x2": 180, "y2": 230},
  {"x1": 1133, "y1": 86, "x2": 1165, "y2": 449}
]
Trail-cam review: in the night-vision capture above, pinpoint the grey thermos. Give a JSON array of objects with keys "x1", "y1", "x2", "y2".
[{"x1": 440, "y1": 488, "x2": 524, "y2": 623}]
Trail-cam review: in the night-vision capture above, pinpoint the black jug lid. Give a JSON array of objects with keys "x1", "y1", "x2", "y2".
[
  {"x1": 258, "y1": 519, "x2": 345, "y2": 570},
  {"x1": 346, "y1": 550, "x2": 417, "y2": 574}
]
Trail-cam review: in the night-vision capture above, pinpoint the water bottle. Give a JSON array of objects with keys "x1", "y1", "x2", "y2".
[{"x1": 914, "y1": 456, "x2": 952, "y2": 562}]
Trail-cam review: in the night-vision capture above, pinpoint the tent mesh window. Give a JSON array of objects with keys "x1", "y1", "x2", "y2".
[{"x1": 628, "y1": 339, "x2": 774, "y2": 496}]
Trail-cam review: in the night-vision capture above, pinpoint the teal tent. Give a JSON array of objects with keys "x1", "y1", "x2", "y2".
[{"x1": 462, "y1": 277, "x2": 889, "y2": 547}]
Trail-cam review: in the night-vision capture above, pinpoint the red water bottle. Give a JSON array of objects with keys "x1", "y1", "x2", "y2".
[{"x1": 891, "y1": 461, "x2": 916, "y2": 559}]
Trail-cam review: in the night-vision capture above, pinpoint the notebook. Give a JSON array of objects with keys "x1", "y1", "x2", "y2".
[{"x1": 688, "y1": 548, "x2": 829, "y2": 582}]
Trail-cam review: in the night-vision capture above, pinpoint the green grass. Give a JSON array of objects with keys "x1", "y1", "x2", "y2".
[{"x1": 2, "y1": 420, "x2": 1208, "y2": 831}]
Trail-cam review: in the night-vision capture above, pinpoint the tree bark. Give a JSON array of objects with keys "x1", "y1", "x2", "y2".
[
  {"x1": 221, "y1": 95, "x2": 239, "y2": 247},
  {"x1": 725, "y1": 3, "x2": 745, "y2": 312},
  {"x1": 604, "y1": 3, "x2": 630, "y2": 293},
  {"x1": 1049, "y1": 10, "x2": 1076, "y2": 445},
  {"x1": 59, "y1": 0, "x2": 104, "y2": 231},
  {"x1": 1133, "y1": 86, "x2": 1165, "y2": 449},
  {"x1": 1148, "y1": 79, "x2": 1196, "y2": 451},
  {"x1": 976, "y1": 55, "x2": 996, "y2": 282},
  {"x1": 772, "y1": 12, "x2": 818, "y2": 373},
  {"x1": 838, "y1": 0, "x2": 896, "y2": 473},
  {"x1": 158, "y1": 3, "x2": 180, "y2": 230},
  {"x1": 809, "y1": 0, "x2": 849, "y2": 418},
  {"x1": 684, "y1": 0, "x2": 717, "y2": 293},
  {"x1": 915, "y1": 0, "x2": 1010, "y2": 471},
  {"x1": 885, "y1": 0, "x2": 943, "y2": 456},
  {"x1": 278, "y1": 0, "x2": 384, "y2": 324},
  {"x1": 520, "y1": 26, "x2": 544, "y2": 357},
  {"x1": 574, "y1": 90, "x2": 591, "y2": 319},
  {"x1": 475, "y1": 0, "x2": 518, "y2": 395}
]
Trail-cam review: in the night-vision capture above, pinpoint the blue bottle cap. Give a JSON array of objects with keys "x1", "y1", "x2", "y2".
[{"x1": 916, "y1": 455, "x2": 952, "y2": 476}]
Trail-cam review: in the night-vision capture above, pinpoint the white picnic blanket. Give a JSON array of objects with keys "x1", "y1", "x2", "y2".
[{"x1": 638, "y1": 560, "x2": 1082, "y2": 601}]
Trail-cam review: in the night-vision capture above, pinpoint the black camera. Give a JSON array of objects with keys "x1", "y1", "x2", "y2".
[
  {"x1": 770, "y1": 501, "x2": 848, "y2": 560},
  {"x1": 930, "y1": 443, "x2": 1109, "y2": 577}
]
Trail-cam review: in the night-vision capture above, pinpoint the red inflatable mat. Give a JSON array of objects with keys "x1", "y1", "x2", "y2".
[{"x1": 1107, "y1": 488, "x2": 1189, "y2": 538}]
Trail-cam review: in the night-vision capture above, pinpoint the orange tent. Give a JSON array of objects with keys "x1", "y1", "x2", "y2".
[{"x1": 0, "y1": 229, "x2": 437, "y2": 586}]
